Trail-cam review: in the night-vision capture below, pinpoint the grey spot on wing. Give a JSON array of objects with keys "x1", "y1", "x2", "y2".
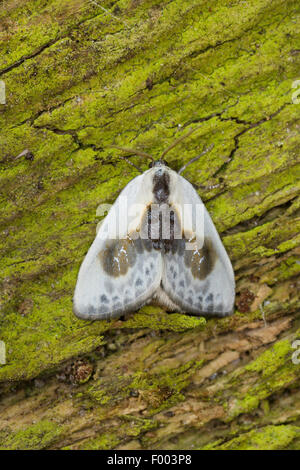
[
  {"x1": 215, "y1": 304, "x2": 224, "y2": 312},
  {"x1": 88, "y1": 305, "x2": 96, "y2": 316},
  {"x1": 100, "y1": 294, "x2": 109, "y2": 304}
]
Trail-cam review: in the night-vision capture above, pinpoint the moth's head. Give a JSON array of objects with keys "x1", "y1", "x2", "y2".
[{"x1": 148, "y1": 159, "x2": 168, "y2": 169}]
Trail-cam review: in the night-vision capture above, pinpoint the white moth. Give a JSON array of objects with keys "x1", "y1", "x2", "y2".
[{"x1": 73, "y1": 139, "x2": 235, "y2": 320}]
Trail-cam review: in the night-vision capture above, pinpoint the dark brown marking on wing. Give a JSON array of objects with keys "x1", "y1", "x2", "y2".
[
  {"x1": 184, "y1": 238, "x2": 216, "y2": 280},
  {"x1": 99, "y1": 238, "x2": 137, "y2": 277}
]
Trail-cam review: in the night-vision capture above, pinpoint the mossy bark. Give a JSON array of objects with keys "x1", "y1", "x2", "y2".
[{"x1": 0, "y1": 0, "x2": 299, "y2": 450}]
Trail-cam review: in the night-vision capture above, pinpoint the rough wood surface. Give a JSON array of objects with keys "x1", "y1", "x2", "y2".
[{"x1": 0, "y1": 0, "x2": 299, "y2": 450}]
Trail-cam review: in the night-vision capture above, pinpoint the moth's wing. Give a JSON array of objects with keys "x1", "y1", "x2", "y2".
[
  {"x1": 162, "y1": 174, "x2": 235, "y2": 316},
  {"x1": 73, "y1": 175, "x2": 162, "y2": 320}
]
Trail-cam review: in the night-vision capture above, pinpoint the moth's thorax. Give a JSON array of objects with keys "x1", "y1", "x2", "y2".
[
  {"x1": 134, "y1": 166, "x2": 184, "y2": 253},
  {"x1": 152, "y1": 168, "x2": 170, "y2": 203},
  {"x1": 143, "y1": 164, "x2": 178, "y2": 205}
]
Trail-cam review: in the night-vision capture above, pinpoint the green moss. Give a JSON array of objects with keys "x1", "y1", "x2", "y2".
[
  {"x1": 74, "y1": 417, "x2": 156, "y2": 449},
  {"x1": 228, "y1": 338, "x2": 300, "y2": 418},
  {"x1": 120, "y1": 415, "x2": 158, "y2": 437},
  {"x1": 83, "y1": 358, "x2": 202, "y2": 417},
  {"x1": 0, "y1": 0, "x2": 299, "y2": 386},
  {"x1": 200, "y1": 439, "x2": 224, "y2": 450},
  {"x1": 129, "y1": 359, "x2": 203, "y2": 414},
  {"x1": 224, "y1": 218, "x2": 300, "y2": 263},
  {"x1": 207, "y1": 425, "x2": 300, "y2": 450},
  {"x1": 84, "y1": 385, "x2": 114, "y2": 406},
  {"x1": 207, "y1": 163, "x2": 300, "y2": 233},
  {"x1": 287, "y1": 435, "x2": 300, "y2": 450},
  {"x1": 78, "y1": 432, "x2": 120, "y2": 450},
  {"x1": 245, "y1": 340, "x2": 292, "y2": 376},
  {"x1": 124, "y1": 306, "x2": 206, "y2": 332},
  {"x1": 263, "y1": 256, "x2": 300, "y2": 285},
  {"x1": 0, "y1": 420, "x2": 62, "y2": 450},
  {"x1": 0, "y1": 0, "x2": 101, "y2": 71}
]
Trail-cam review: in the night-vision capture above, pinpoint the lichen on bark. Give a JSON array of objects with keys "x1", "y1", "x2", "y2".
[{"x1": 0, "y1": 0, "x2": 299, "y2": 450}]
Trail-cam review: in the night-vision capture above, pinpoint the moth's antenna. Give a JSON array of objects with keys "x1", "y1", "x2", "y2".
[
  {"x1": 110, "y1": 145, "x2": 155, "y2": 163},
  {"x1": 160, "y1": 124, "x2": 203, "y2": 160},
  {"x1": 120, "y1": 157, "x2": 143, "y2": 174},
  {"x1": 178, "y1": 144, "x2": 214, "y2": 175}
]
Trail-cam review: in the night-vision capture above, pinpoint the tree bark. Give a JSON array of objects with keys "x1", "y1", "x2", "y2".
[{"x1": 0, "y1": 0, "x2": 299, "y2": 450}]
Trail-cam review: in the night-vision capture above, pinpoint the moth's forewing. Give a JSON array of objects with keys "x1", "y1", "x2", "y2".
[
  {"x1": 162, "y1": 171, "x2": 235, "y2": 316},
  {"x1": 73, "y1": 174, "x2": 162, "y2": 319}
]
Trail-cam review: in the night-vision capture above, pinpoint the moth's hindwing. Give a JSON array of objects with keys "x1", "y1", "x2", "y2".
[
  {"x1": 73, "y1": 175, "x2": 162, "y2": 319},
  {"x1": 162, "y1": 174, "x2": 235, "y2": 317}
]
